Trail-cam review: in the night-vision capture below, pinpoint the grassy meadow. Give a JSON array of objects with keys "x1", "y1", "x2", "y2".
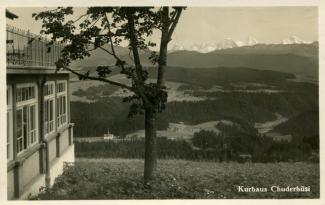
[{"x1": 34, "y1": 158, "x2": 319, "y2": 199}]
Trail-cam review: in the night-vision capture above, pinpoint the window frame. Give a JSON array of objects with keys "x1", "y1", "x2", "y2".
[
  {"x1": 16, "y1": 83, "x2": 36, "y2": 104},
  {"x1": 15, "y1": 83, "x2": 38, "y2": 155},
  {"x1": 56, "y1": 80, "x2": 67, "y2": 94},
  {"x1": 56, "y1": 80, "x2": 68, "y2": 128},
  {"x1": 44, "y1": 81, "x2": 55, "y2": 135},
  {"x1": 7, "y1": 86, "x2": 13, "y2": 160}
]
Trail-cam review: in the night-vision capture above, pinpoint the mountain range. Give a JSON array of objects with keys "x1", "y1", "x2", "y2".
[
  {"x1": 169, "y1": 36, "x2": 313, "y2": 53},
  {"x1": 170, "y1": 36, "x2": 258, "y2": 53},
  {"x1": 71, "y1": 41, "x2": 318, "y2": 78}
]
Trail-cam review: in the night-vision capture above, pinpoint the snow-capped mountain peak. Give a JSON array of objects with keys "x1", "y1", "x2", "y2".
[
  {"x1": 282, "y1": 36, "x2": 311, "y2": 44},
  {"x1": 216, "y1": 38, "x2": 238, "y2": 50},
  {"x1": 246, "y1": 36, "x2": 258, "y2": 46},
  {"x1": 168, "y1": 35, "x2": 312, "y2": 53}
]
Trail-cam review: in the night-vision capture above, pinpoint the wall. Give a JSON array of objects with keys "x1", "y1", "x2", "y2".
[
  {"x1": 7, "y1": 169, "x2": 15, "y2": 199},
  {"x1": 22, "y1": 151, "x2": 40, "y2": 189}
]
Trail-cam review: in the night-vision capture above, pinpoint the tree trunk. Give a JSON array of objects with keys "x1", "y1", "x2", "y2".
[
  {"x1": 157, "y1": 7, "x2": 169, "y2": 87},
  {"x1": 144, "y1": 107, "x2": 157, "y2": 182},
  {"x1": 157, "y1": 40, "x2": 168, "y2": 87}
]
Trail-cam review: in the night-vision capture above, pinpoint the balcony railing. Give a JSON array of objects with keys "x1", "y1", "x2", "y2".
[{"x1": 6, "y1": 25, "x2": 63, "y2": 68}]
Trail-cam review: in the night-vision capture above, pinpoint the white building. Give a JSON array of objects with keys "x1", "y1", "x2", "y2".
[{"x1": 6, "y1": 11, "x2": 75, "y2": 199}]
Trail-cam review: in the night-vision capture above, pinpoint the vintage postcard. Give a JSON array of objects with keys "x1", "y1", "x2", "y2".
[{"x1": 0, "y1": 0, "x2": 324, "y2": 204}]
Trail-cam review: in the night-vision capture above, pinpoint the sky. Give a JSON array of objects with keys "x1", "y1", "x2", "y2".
[{"x1": 6, "y1": 7, "x2": 318, "y2": 48}]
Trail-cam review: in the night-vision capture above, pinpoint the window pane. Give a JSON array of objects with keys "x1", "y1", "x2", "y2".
[
  {"x1": 29, "y1": 105, "x2": 36, "y2": 144},
  {"x1": 17, "y1": 86, "x2": 35, "y2": 102},
  {"x1": 44, "y1": 101, "x2": 48, "y2": 122},
  {"x1": 31, "y1": 87, "x2": 34, "y2": 98},
  {"x1": 21, "y1": 88, "x2": 25, "y2": 101},
  {"x1": 28, "y1": 87, "x2": 32, "y2": 99},
  {"x1": 16, "y1": 109, "x2": 22, "y2": 139},
  {"x1": 23, "y1": 106, "x2": 28, "y2": 149},
  {"x1": 63, "y1": 96, "x2": 66, "y2": 114},
  {"x1": 18, "y1": 139, "x2": 23, "y2": 153},
  {"x1": 56, "y1": 98, "x2": 59, "y2": 116},
  {"x1": 49, "y1": 84, "x2": 52, "y2": 95},
  {"x1": 50, "y1": 100, "x2": 53, "y2": 121},
  {"x1": 30, "y1": 105, "x2": 35, "y2": 130},
  {"x1": 25, "y1": 88, "x2": 28, "y2": 101},
  {"x1": 17, "y1": 89, "x2": 21, "y2": 102}
]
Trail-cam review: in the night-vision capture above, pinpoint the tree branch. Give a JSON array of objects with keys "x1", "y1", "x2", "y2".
[
  {"x1": 62, "y1": 66, "x2": 133, "y2": 91},
  {"x1": 72, "y1": 13, "x2": 89, "y2": 23},
  {"x1": 167, "y1": 8, "x2": 183, "y2": 42}
]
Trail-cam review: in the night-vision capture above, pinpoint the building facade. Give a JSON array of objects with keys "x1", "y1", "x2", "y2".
[{"x1": 6, "y1": 22, "x2": 75, "y2": 199}]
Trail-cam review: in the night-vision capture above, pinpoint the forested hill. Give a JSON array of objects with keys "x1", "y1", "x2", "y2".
[
  {"x1": 148, "y1": 66, "x2": 295, "y2": 88},
  {"x1": 273, "y1": 110, "x2": 319, "y2": 141}
]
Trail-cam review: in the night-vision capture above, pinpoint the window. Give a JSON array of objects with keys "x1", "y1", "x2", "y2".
[
  {"x1": 44, "y1": 83, "x2": 54, "y2": 96},
  {"x1": 56, "y1": 81, "x2": 66, "y2": 93},
  {"x1": 16, "y1": 86, "x2": 35, "y2": 103},
  {"x1": 56, "y1": 95, "x2": 67, "y2": 127},
  {"x1": 16, "y1": 84, "x2": 38, "y2": 154},
  {"x1": 56, "y1": 81, "x2": 67, "y2": 128},
  {"x1": 16, "y1": 104, "x2": 37, "y2": 153},
  {"x1": 7, "y1": 86, "x2": 12, "y2": 160},
  {"x1": 44, "y1": 82, "x2": 55, "y2": 134}
]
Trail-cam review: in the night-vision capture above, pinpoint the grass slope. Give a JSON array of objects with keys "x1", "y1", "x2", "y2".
[{"x1": 35, "y1": 158, "x2": 319, "y2": 199}]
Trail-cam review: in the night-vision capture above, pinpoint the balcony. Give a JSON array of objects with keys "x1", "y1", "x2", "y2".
[{"x1": 6, "y1": 25, "x2": 63, "y2": 68}]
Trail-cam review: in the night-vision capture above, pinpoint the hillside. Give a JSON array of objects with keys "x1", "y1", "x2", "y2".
[
  {"x1": 70, "y1": 65, "x2": 318, "y2": 139},
  {"x1": 35, "y1": 158, "x2": 319, "y2": 199},
  {"x1": 167, "y1": 53, "x2": 317, "y2": 77},
  {"x1": 149, "y1": 66, "x2": 295, "y2": 88}
]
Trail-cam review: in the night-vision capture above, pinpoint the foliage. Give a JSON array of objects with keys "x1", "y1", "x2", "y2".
[
  {"x1": 192, "y1": 130, "x2": 224, "y2": 150},
  {"x1": 33, "y1": 158, "x2": 320, "y2": 199},
  {"x1": 273, "y1": 110, "x2": 319, "y2": 141},
  {"x1": 33, "y1": 6, "x2": 185, "y2": 180},
  {"x1": 75, "y1": 128, "x2": 318, "y2": 163},
  {"x1": 33, "y1": 7, "x2": 185, "y2": 116}
]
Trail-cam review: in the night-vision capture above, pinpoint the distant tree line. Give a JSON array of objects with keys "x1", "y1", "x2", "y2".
[{"x1": 75, "y1": 122, "x2": 319, "y2": 163}]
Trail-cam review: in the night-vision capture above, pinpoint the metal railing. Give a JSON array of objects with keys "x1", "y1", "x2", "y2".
[{"x1": 6, "y1": 24, "x2": 63, "y2": 68}]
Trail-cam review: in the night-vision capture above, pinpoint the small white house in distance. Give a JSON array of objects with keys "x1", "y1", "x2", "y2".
[{"x1": 104, "y1": 129, "x2": 114, "y2": 140}]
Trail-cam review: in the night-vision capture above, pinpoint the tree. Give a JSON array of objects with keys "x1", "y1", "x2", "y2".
[{"x1": 33, "y1": 7, "x2": 184, "y2": 182}]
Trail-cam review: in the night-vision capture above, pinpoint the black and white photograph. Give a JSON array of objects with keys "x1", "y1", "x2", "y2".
[{"x1": 2, "y1": 2, "x2": 323, "y2": 202}]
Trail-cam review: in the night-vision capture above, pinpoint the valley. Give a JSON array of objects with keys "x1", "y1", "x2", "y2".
[{"x1": 68, "y1": 42, "x2": 319, "y2": 164}]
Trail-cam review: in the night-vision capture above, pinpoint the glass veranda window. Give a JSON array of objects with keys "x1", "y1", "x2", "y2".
[
  {"x1": 56, "y1": 80, "x2": 67, "y2": 128},
  {"x1": 7, "y1": 86, "x2": 13, "y2": 160},
  {"x1": 16, "y1": 84, "x2": 38, "y2": 154},
  {"x1": 57, "y1": 95, "x2": 67, "y2": 128},
  {"x1": 44, "y1": 99, "x2": 54, "y2": 134},
  {"x1": 44, "y1": 82, "x2": 55, "y2": 135},
  {"x1": 16, "y1": 104, "x2": 37, "y2": 153}
]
